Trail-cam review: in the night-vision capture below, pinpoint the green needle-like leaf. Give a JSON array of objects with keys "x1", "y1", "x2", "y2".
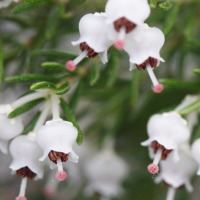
[
  {"x1": 60, "y1": 98, "x2": 83, "y2": 145},
  {"x1": 45, "y1": 5, "x2": 61, "y2": 39},
  {"x1": 130, "y1": 70, "x2": 140, "y2": 107},
  {"x1": 42, "y1": 62, "x2": 69, "y2": 71},
  {"x1": 69, "y1": 81, "x2": 81, "y2": 112},
  {"x1": 163, "y1": 3, "x2": 180, "y2": 37},
  {"x1": 21, "y1": 111, "x2": 41, "y2": 135},
  {"x1": 159, "y1": 79, "x2": 200, "y2": 92},
  {"x1": 30, "y1": 81, "x2": 56, "y2": 90},
  {"x1": 6, "y1": 74, "x2": 59, "y2": 83},
  {"x1": 0, "y1": 30, "x2": 4, "y2": 88},
  {"x1": 54, "y1": 82, "x2": 70, "y2": 95},
  {"x1": 67, "y1": 0, "x2": 86, "y2": 7},
  {"x1": 179, "y1": 99, "x2": 200, "y2": 116},
  {"x1": 8, "y1": 98, "x2": 44, "y2": 118},
  {"x1": 11, "y1": 1, "x2": 48, "y2": 14},
  {"x1": 90, "y1": 63, "x2": 100, "y2": 86},
  {"x1": 193, "y1": 68, "x2": 200, "y2": 75},
  {"x1": 106, "y1": 54, "x2": 119, "y2": 88}
]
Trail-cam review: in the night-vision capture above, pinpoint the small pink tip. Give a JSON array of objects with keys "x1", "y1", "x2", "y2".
[
  {"x1": 66, "y1": 60, "x2": 76, "y2": 71},
  {"x1": 153, "y1": 84, "x2": 164, "y2": 93},
  {"x1": 148, "y1": 164, "x2": 159, "y2": 174},
  {"x1": 56, "y1": 171, "x2": 67, "y2": 181},
  {"x1": 43, "y1": 188, "x2": 55, "y2": 197},
  {"x1": 114, "y1": 39, "x2": 125, "y2": 50},
  {"x1": 16, "y1": 196, "x2": 27, "y2": 200}
]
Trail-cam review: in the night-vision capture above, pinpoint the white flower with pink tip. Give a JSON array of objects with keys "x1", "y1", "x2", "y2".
[
  {"x1": 105, "y1": 0, "x2": 150, "y2": 49},
  {"x1": 124, "y1": 24, "x2": 165, "y2": 93},
  {"x1": 141, "y1": 112, "x2": 190, "y2": 174},
  {"x1": 36, "y1": 119, "x2": 79, "y2": 181},
  {"x1": 66, "y1": 13, "x2": 113, "y2": 71},
  {"x1": 9, "y1": 133, "x2": 44, "y2": 200},
  {"x1": 0, "y1": 104, "x2": 24, "y2": 154}
]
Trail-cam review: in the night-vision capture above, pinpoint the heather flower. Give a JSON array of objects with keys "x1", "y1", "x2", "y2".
[
  {"x1": 84, "y1": 139, "x2": 128, "y2": 199},
  {"x1": 124, "y1": 24, "x2": 165, "y2": 93},
  {"x1": 66, "y1": 13, "x2": 113, "y2": 71},
  {"x1": 141, "y1": 112, "x2": 190, "y2": 174},
  {"x1": 36, "y1": 119, "x2": 79, "y2": 181},
  {"x1": 0, "y1": 104, "x2": 23, "y2": 154},
  {"x1": 9, "y1": 132, "x2": 44, "y2": 200},
  {"x1": 191, "y1": 138, "x2": 200, "y2": 175},
  {"x1": 155, "y1": 143, "x2": 198, "y2": 192},
  {"x1": 105, "y1": 0, "x2": 150, "y2": 49}
]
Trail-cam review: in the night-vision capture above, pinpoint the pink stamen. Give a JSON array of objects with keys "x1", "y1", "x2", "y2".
[
  {"x1": 147, "y1": 163, "x2": 159, "y2": 174},
  {"x1": 114, "y1": 39, "x2": 125, "y2": 50},
  {"x1": 66, "y1": 61, "x2": 76, "y2": 71},
  {"x1": 153, "y1": 84, "x2": 164, "y2": 93},
  {"x1": 16, "y1": 197, "x2": 27, "y2": 200},
  {"x1": 56, "y1": 171, "x2": 67, "y2": 181}
]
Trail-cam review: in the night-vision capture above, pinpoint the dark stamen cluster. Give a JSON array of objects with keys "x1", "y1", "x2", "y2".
[
  {"x1": 80, "y1": 42, "x2": 98, "y2": 58},
  {"x1": 48, "y1": 150, "x2": 69, "y2": 164},
  {"x1": 114, "y1": 17, "x2": 136, "y2": 33},
  {"x1": 136, "y1": 57, "x2": 157, "y2": 70},
  {"x1": 16, "y1": 167, "x2": 36, "y2": 180},
  {"x1": 151, "y1": 141, "x2": 172, "y2": 160}
]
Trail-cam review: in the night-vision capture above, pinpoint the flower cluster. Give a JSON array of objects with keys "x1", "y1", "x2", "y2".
[
  {"x1": 0, "y1": 90, "x2": 79, "y2": 200},
  {"x1": 66, "y1": 0, "x2": 165, "y2": 93},
  {"x1": 142, "y1": 95, "x2": 200, "y2": 200}
]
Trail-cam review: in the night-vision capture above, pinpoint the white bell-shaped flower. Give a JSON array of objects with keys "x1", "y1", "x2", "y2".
[
  {"x1": 36, "y1": 119, "x2": 79, "y2": 181},
  {"x1": 105, "y1": 0, "x2": 150, "y2": 49},
  {"x1": 141, "y1": 112, "x2": 190, "y2": 174},
  {"x1": 124, "y1": 24, "x2": 165, "y2": 93},
  {"x1": 0, "y1": 104, "x2": 24, "y2": 154},
  {"x1": 9, "y1": 133, "x2": 44, "y2": 178},
  {"x1": 66, "y1": 13, "x2": 113, "y2": 71},
  {"x1": 84, "y1": 142, "x2": 128, "y2": 199},
  {"x1": 0, "y1": 0, "x2": 18, "y2": 9},
  {"x1": 155, "y1": 143, "x2": 198, "y2": 193},
  {"x1": 191, "y1": 138, "x2": 200, "y2": 175},
  {"x1": 9, "y1": 133, "x2": 44, "y2": 200}
]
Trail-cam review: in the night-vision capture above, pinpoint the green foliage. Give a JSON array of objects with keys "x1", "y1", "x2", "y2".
[
  {"x1": 11, "y1": 1, "x2": 48, "y2": 14},
  {"x1": 0, "y1": 31, "x2": 3, "y2": 87},
  {"x1": 8, "y1": 98, "x2": 44, "y2": 118},
  {"x1": 30, "y1": 81, "x2": 56, "y2": 90},
  {"x1": 148, "y1": 0, "x2": 157, "y2": 9},
  {"x1": 54, "y1": 82, "x2": 70, "y2": 95},
  {"x1": 60, "y1": 98, "x2": 83, "y2": 145},
  {"x1": 21, "y1": 112, "x2": 41, "y2": 135},
  {"x1": 179, "y1": 98, "x2": 200, "y2": 115},
  {"x1": 90, "y1": 63, "x2": 100, "y2": 86},
  {"x1": 159, "y1": 0, "x2": 173, "y2": 11},
  {"x1": 6, "y1": 74, "x2": 59, "y2": 83}
]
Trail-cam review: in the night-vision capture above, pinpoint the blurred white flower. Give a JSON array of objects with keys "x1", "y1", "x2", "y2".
[
  {"x1": 0, "y1": 104, "x2": 24, "y2": 154},
  {"x1": 84, "y1": 139, "x2": 129, "y2": 199},
  {"x1": 141, "y1": 112, "x2": 190, "y2": 174},
  {"x1": 66, "y1": 12, "x2": 113, "y2": 71},
  {"x1": 0, "y1": 0, "x2": 19, "y2": 9},
  {"x1": 191, "y1": 138, "x2": 200, "y2": 175}
]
